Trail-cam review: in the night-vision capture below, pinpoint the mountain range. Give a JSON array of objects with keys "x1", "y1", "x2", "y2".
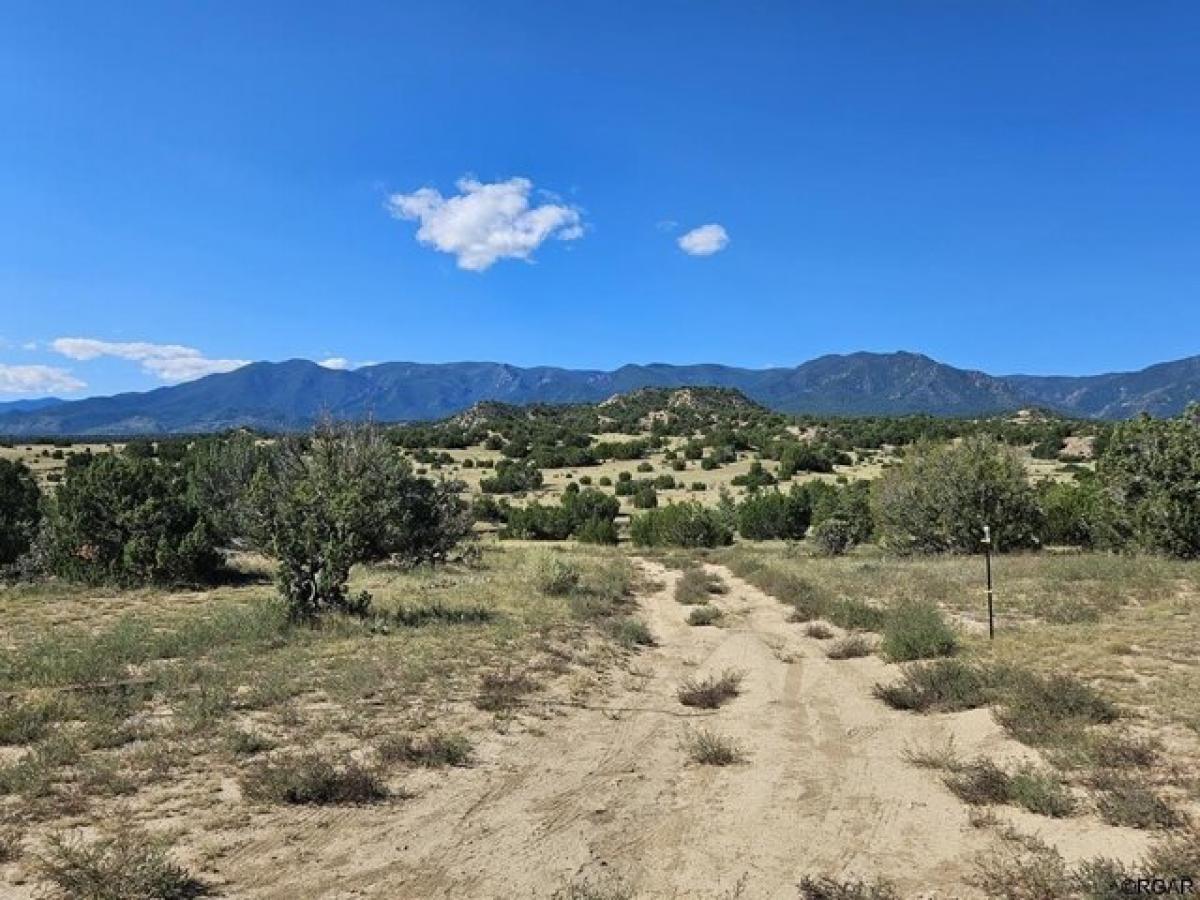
[{"x1": 1, "y1": 351, "x2": 1198, "y2": 436}]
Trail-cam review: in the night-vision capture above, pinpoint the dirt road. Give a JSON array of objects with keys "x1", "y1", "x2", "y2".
[{"x1": 218, "y1": 560, "x2": 1147, "y2": 899}]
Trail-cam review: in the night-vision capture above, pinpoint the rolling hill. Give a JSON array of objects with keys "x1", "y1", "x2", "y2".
[{"x1": 0, "y1": 352, "x2": 1197, "y2": 436}]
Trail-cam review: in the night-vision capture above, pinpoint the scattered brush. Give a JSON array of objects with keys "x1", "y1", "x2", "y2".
[
  {"x1": 240, "y1": 752, "x2": 390, "y2": 805},
  {"x1": 797, "y1": 875, "x2": 900, "y2": 899},
  {"x1": 531, "y1": 553, "x2": 582, "y2": 596},
  {"x1": 390, "y1": 600, "x2": 495, "y2": 627},
  {"x1": 993, "y1": 669, "x2": 1118, "y2": 746},
  {"x1": 873, "y1": 659, "x2": 994, "y2": 713},
  {"x1": 475, "y1": 669, "x2": 538, "y2": 712},
  {"x1": 824, "y1": 598, "x2": 888, "y2": 632},
  {"x1": 34, "y1": 829, "x2": 208, "y2": 900},
  {"x1": 902, "y1": 737, "x2": 960, "y2": 771},
  {"x1": 377, "y1": 731, "x2": 473, "y2": 768},
  {"x1": 675, "y1": 566, "x2": 727, "y2": 605},
  {"x1": 687, "y1": 605, "x2": 722, "y2": 626},
  {"x1": 226, "y1": 728, "x2": 275, "y2": 756},
  {"x1": 606, "y1": 617, "x2": 656, "y2": 648},
  {"x1": 880, "y1": 599, "x2": 958, "y2": 662},
  {"x1": 1083, "y1": 731, "x2": 1161, "y2": 770},
  {"x1": 0, "y1": 824, "x2": 23, "y2": 864},
  {"x1": 1091, "y1": 773, "x2": 1185, "y2": 830},
  {"x1": 1141, "y1": 825, "x2": 1200, "y2": 881},
  {"x1": 944, "y1": 758, "x2": 1076, "y2": 818},
  {"x1": 683, "y1": 728, "x2": 746, "y2": 766},
  {"x1": 550, "y1": 875, "x2": 635, "y2": 900},
  {"x1": 804, "y1": 622, "x2": 834, "y2": 640},
  {"x1": 677, "y1": 669, "x2": 746, "y2": 709},
  {"x1": 826, "y1": 633, "x2": 872, "y2": 659},
  {"x1": 0, "y1": 699, "x2": 56, "y2": 746}
]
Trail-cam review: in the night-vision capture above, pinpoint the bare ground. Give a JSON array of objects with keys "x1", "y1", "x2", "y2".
[{"x1": 175, "y1": 561, "x2": 1149, "y2": 898}]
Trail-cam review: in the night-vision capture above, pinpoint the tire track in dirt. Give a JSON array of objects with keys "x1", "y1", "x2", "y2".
[{"x1": 214, "y1": 558, "x2": 1149, "y2": 899}]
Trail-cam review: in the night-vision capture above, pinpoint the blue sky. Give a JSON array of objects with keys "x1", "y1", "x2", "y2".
[{"x1": 2, "y1": 1, "x2": 1198, "y2": 397}]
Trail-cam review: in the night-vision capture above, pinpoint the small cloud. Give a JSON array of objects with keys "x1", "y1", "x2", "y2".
[
  {"x1": 0, "y1": 364, "x2": 86, "y2": 396},
  {"x1": 386, "y1": 176, "x2": 584, "y2": 271},
  {"x1": 677, "y1": 223, "x2": 730, "y2": 257},
  {"x1": 318, "y1": 357, "x2": 351, "y2": 370},
  {"x1": 51, "y1": 337, "x2": 249, "y2": 383},
  {"x1": 655, "y1": 219, "x2": 679, "y2": 232},
  {"x1": 21, "y1": 341, "x2": 39, "y2": 351}
]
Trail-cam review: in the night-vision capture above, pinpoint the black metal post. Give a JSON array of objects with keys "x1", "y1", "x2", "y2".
[{"x1": 983, "y1": 525, "x2": 994, "y2": 640}]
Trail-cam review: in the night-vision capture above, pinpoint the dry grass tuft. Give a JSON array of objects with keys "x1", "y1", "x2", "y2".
[{"x1": 677, "y1": 669, "x2": 746, "y2": 709}]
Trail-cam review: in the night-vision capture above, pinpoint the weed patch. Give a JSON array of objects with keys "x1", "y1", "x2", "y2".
[
  {"x1": 826, "y1": 634, "x2": 872, "y2": 659},
  {"x1": 874, "y1": 660, "x2": 993, "y2": 713},
  {"x1": 677, "y1": 669, "x2": 745, "y2": 709},
  {"x1": 687, "y1": 605, "x2": 722, "y2": 626},
  {"x1": 240, "y1": 752, "x2": 389, "y2": 805},
  {"x1": 683, "y1": 728, "x2": 745, "y2": 766},
  {"x1": 797, "y1": 875, "x2": 899, "y2": 899},
  {"x1": 881, "y1": 600, "x2": 958, "y2": 661},
  {"x1": 378, "y1": 731, "x2": 473, "y2": 768},
  {"x1": 34, "y1": 829, "x2": 208, "y2": 899}
]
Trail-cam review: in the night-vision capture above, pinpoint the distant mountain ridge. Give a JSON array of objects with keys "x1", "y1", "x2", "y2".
[{"x1": 1, "y1": 351, "x2": 1197, "y2": 436}]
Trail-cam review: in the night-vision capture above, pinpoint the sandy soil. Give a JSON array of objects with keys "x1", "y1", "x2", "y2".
[{"x1": 193, "y1": 561, "x2": 1149, "y2": 899}]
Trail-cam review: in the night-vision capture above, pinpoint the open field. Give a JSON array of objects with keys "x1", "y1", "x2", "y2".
[{"x1": 2, "y1": 541, "x2": 1196, "y2": 898}]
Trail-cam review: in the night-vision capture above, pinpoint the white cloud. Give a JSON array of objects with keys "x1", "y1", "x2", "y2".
[
  {"x1": 51, "y1": 337, "x2": 249, "y2": 383},
  {"x1": 386, "y1": 176, "x2": 584, "y2": 271},
  {"x1": 677, "y1": 223, "x2": 730, "y2": 256},
  {"x1": 0, "y1": 364, "x2": 86, "y2": 395},
  {"x1": 318, "y1": 357, "x2": 351, "y2": 370}
]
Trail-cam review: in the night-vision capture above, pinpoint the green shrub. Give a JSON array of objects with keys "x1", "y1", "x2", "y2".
[
  {"x1": 630, "y1": 503, "x2": 733, "y2": 548},
  {"x1": 736, "y1": 489, "x2": 809, "y2": 540},
  {"x1": 881, "y1": 600, "x2": 958, "y2": 661},
  {"x1": 874, "y1": 660, "x2": 992, "y2": 712},
  {"x1": 810, "y1": 517, "x2": 856, "y2": 556},
  {"x1": 1097, "y1": 408, "x2": 1200, "y2": 557},
  {"x1": 531, "y1": 553, "x2": 581, "y2": 595},
  {"x1": 632, "y1": 485, "x2": 658, "y2": 509},
  {"x1": 0, "y1": 458, "x2": 40, "y2": 568},
  {"x1": 674, "y1": 566, "x2": 725, "y2": 604},
  {"x1": 247, "y1": 422, "x2": 473, "y2": 622},
  {"x1": 45, "y1": 453, "x2": 219, "y2": 587},
  {"x1": 872, "y1": 436, "x2": 1041, "y2": 553},
  {"x1": 686, "y1": 605, "x2": 722, "y2": 626}
]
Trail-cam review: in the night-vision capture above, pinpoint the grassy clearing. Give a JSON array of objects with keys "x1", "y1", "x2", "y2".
[
  {"x1": 0, "y1": 543, "x2": 645, "y2": 893},
  {"x1": 677, "y1": 669, "x2": 745, "y2": 709},
  {"x1": 683, "y1": 728, "x2": 746, "y2": 766}
]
